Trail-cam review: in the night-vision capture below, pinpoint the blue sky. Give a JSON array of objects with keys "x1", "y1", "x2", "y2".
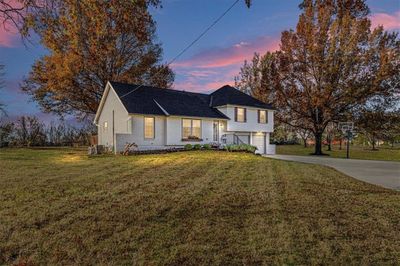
[{"x1": 0, "y1": 0, "x2": 399, "y2": 122}]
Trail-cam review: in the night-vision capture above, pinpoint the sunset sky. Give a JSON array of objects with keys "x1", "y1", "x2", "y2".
[{"x1": 1, "y1": 0, "x2": 399, "y2": 122}]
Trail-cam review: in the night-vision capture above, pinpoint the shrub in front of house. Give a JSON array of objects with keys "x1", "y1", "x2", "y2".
[
  {"x1": 193, "y1": 144, "x2": 202, "y2": 150},
  {"x1": 184, "y1": 144, "x2": 193, "y2": 150},
  {"x1": 225, "y1": 144, "x2": 257, "y2": 153},
  {"x1": 202, "y1": 144, "x2": 211, "y2": 150}
]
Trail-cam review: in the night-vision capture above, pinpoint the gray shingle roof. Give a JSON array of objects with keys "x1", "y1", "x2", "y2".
[
  {"x1": 109, "y1": 82, "x2": 274, "y2": 119},
  {"x1": 210, "y1": 85, "x2": 274, "y2": 109},
  {"x1": 110, "y1": 82, "x2": 229, "y2": 119}
]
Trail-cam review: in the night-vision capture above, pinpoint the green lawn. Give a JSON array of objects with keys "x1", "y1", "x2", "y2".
[
  {"x1": 277, "y1": 144, "x2": 400, "y2": 161},
  {"x1": 0, "y1": 148, "x2": 399, "y2": 265}
]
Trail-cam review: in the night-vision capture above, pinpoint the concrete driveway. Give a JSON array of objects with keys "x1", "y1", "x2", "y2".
[{"x1": 264, "y1": 155, "x2": 400, "y2": 191}]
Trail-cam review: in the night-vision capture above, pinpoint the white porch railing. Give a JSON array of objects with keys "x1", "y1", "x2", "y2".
[{"x1": 221, "y1": 133, "x2": 246, "y2": 145}]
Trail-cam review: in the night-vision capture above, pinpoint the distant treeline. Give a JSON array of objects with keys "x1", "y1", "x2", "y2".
[{"x1": 0, "y1": 116, "x2": 96, "y2": 148}]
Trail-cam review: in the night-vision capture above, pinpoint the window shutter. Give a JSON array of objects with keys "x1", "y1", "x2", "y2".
[
  {"x1": 266, "y1": 111, "x2": 268, "y2": 124},
  {"x1": 234, "y1": 107, "x2": 237, "y2": 122},
  {"x1": 257, "y1": 110, "x2": 260, "y2": 123},
  {"x1": 244, "y1": 108, "x2": 247, "y2": 122}
]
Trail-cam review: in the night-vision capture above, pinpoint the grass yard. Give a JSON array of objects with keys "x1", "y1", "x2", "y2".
[
  {"x1": 277, "y1": 144, "x2": 400, "y2": 161},
  {"x1": 0, "y1": 148, "x2": 399, "y2": 265}
]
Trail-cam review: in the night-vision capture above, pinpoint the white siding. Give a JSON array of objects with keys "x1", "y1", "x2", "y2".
[
  {"x1": 115, "y1": 115, "x2": 166, "y2": 151},
  {"x1": 217, "y1": 105, "x2": 274, "y2": 133},
  {"x1": 97, "y1": 87, "x2": 130, "y2": 149},
  {"x1": 114, "y1": 115, "x2": 218, "y2": 151}
]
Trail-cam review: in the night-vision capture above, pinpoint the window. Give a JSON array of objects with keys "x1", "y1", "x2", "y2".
[
  {"x1": 182, "y1": 119, "x2": 191, "y2": 139},
  {"x1": 182, "y1": 119, "x2": 202, "y2": 139},
  {"x1": 258, "y1": 110, "x2": 267, "y2": 124},
  {"x1": 192, "y1": 120, "x2": 201, "y2": 138},
  {"x1": 235, "y1": 107, "x2": 246, "y2": 122},
  {"x1": 144, "y1": 117, "x2": 155, "y2": 139},
  {"x1": 103, "y1": 121, "x2": 108, "y2": 132}
]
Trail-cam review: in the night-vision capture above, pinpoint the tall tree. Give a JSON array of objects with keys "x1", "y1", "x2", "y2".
[
  {"x1": 325, "y1": 122, "x2": 339, "y2": 151},
  {"x1": 296, "y1": 127, "x2": 312, "y2": 148},
  {"x1": 22, "y1": 0, "x2": 173, "y2": 119},
  {"x1": 277, "y1": 0, "x2": 399, "y2": 154},
  {"x1": 235, "y1": 52, "x2": 278, "y2": 105},
  {"x1": 236, "y1": 0, "x2": 399, "y2": 155},
  {"x1": 355, "y1": 96, "x2": 399, "y2": 150},
  {"x1": 383, "y1": 112, "x2": 400, "y2": 148},
  {"x1": 14, "y1": 116, "x2": 46, "y2": 146}
]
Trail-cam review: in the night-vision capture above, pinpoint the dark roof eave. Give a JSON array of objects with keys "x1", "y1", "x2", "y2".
[
  {"x1": 213, "y1": 103, "x2": 276, "y2": 110},
  {"x1": 127, "y1": 112, "x2": 230, "y2": 120}
]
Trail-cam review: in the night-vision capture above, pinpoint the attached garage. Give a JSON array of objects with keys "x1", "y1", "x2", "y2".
[{"x1": 252, "y1": 133, "x2": 265, "y2": 154}]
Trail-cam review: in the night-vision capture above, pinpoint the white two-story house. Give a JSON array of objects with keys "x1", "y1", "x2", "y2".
[{"x1": 94, "y1": 81, "x2": 276, "y2": 154}]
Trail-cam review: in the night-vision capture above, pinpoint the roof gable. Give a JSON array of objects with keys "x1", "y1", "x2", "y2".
[{"x1": 94, "y1": 82, "x2": 129, "y2": 124}]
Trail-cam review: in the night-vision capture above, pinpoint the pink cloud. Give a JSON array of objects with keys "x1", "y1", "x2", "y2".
[
  {"x1": 370, "y1": 11, "x2": 400, "y2": 30},
  {"x1": 173, "y1": 64, "x2": 240, "y2": 92},
  {"x1": 0, "y1": 27, "x2": 18, "y2": 47},
  {"x1": 172, "y1": 36, "x2": 280, "y2": 69},
  {"x1": 171, "y1": 36, "x2": 280, "y2": 93},
  {"x1": 174, "y1": 77, "x2": 234, "y2": 93},
  {"x1": 187, "y1": 70, "x2": 218, "y2": 78}
]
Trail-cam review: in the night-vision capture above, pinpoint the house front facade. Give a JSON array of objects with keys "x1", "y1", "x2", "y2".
[{"x1": 94, "y1": 81, "x2": 276, "y2": 154}]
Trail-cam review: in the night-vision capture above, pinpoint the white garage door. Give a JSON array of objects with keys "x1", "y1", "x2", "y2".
[{"x1": 253, "y1": 134, "x2": 265, "y2": 154}]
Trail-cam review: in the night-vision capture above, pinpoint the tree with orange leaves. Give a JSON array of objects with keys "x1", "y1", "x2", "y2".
[
  {"x1": 21, "y1": 0, "x2": 173, "y2": 119},
  {"x1": 237, "y1": 0, "x2": 399, "y2": 155}
]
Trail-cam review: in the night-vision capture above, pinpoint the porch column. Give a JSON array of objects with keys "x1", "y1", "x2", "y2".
[{"x1": 250, "y1": 132, "x2": 253, "y2": 145}]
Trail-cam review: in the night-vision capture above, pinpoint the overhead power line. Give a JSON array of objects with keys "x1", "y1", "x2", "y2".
[{"x1": 120, "y1": 0, "x2": 241, "y2": 99}]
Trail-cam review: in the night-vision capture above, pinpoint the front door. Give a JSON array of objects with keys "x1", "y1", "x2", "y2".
[{"x1": 213, "y1": 121, "x2": 219, "y2": 142}]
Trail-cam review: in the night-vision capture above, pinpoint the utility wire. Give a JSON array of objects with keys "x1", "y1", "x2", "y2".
[{"x1": 120, "y1": 0, "x2": 241, "y2": 99}]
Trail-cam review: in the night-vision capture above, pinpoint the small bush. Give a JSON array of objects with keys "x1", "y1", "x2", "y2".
[
  {"x1": 246, "y1": 145, "x2": 257, "y2": 153},
  {"x1": 193, "y1": 144, "x2": 202, "y2": 150},
  {"x1": 184, "y1": 144, "x2": 193, "y2": 150},
  {"x1": 202, "y1": 144, "x2": 211, "y2": 150},
  {"x1": 225, "y1": 144, "x2": 257, "y2": 153}
]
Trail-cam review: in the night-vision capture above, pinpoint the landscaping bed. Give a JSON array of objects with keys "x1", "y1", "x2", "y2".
[{"x1": 114, "y1": 143, "x2": 259, "y2": 155}]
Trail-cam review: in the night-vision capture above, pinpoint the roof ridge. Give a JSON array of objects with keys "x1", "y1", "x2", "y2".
[
  {"x1": 109, "y1": 81, "x2": 210, "y2": 96},
  {"x1": 210, "y1": 84, "x2": 233, "y2": 95}
]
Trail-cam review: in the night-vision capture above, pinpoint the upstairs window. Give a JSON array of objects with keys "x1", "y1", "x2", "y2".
[
  {"x1": 144, "y1": 117, "x2": 155, "y2": 139},
  {"x1": 258, "y1": 110, "x2": 267, "y2": 124},
  {"x1": 182, "y1": 119, "x2": 202, "y2": 139},
  {"x1": 235, "y1": 107, "x2": 246, "y2": 122}
]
